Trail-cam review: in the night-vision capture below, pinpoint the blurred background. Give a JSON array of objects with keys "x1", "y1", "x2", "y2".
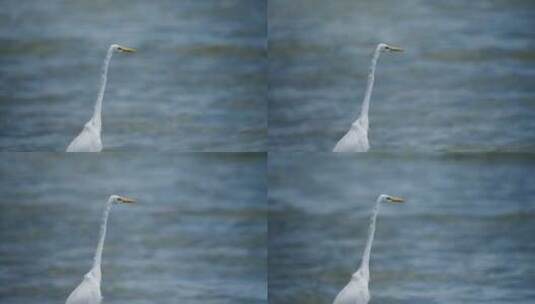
[
  {"x1": 0, "y1": 0, "x2": 266, "y2": 151},
  {"x1": 268, "y1": 0, "x2": 535, "y2": 152},
  {"x1": 0, "y1": 153, "x2": 267, "y2": 304},
  {"x1": 268, "y1": 153, "x2": 535, "y2": 303}
]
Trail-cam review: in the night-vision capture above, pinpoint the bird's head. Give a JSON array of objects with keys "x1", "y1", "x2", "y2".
[
  {"x1": 109, "y1": 195, "x2": 136, "y2": 204},
  {"x1": 377, "y1": 43, "x2": 403, "y2": 53},
  {"x1": 378, "y1": 194, "x2": 405, "y2": 204},
  {"x1": 111, "y1": 44, "x2": 136, "y2": 53}
]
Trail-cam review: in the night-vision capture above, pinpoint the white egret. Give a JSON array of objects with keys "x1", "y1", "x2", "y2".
[
  {"x1": 65, "y1": 195, "x2": 135, "y2": 304},
  {"x1": 333, "y1": 43, "x2": 403, "y2": 152},
  {"x1": 66, "y1": 44, "x2": 135, "y2": 152},
  {"x1": 332, "y1": 194, "x2": 404, "y2": 304}
]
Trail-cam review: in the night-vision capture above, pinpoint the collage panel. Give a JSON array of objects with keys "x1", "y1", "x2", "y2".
[
  {"x1": 268, "y1": 0, "x2": 535, "y2": 152},
  {"x1": 0, "y1": 0, "x2": 266, "y2": 152},
  {"x1": 268, "y1": 153, "x2": 535, "y2": 303},
  {"x1": 1, "y1": 0, "x2": 535, "y2": 303},
  {"x1": 0, "y1": 153, "x2": 267, "y2": 304}
]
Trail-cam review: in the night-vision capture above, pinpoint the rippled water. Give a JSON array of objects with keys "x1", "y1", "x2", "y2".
[
  {"x1": 268, "y1": 153, "x2": 535, "y2": 303},
  {"x1": 0, "y1": 153, "x2": 267, "y2": 303},
  {"x1": 0, "y1": 0, "x2": 266, "y2": 151},
  {"x1": 1, "y1": 1, "x2": 535, "y2": 303},
  {"x1": 268, "y1": 0, "x2": 535, "y2": 152}
]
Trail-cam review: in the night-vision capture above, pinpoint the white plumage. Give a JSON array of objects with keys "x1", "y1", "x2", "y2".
[
  {"x1": 65, "y1": 270, "x2": 102, "y2": 304},
  {"x1": 65, "y1": 195, "x2": 135, "y2": 304},
  {"x1": 333, "y1": 43, "x2": 403, "y2": 152},
  {"x1": 66, "y1": 44, "x2": 135, "y2": 152},
  {"x1": 332, "y1": 194, "x2": 404, "y2": 304},
  {"x1": 66, "y1": 122, "x2": 102, "y2": 153}
]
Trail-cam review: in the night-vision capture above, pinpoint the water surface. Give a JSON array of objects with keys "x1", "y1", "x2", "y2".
[
  {"x1": 0, "y1": 0, "x2": 266, "y2": 151},
  {"x1": 0, "y1": 153, "x2": 267, "y2": 303},
  {"x1": 268, "y1": 0, "x2": 535, "y2": 151},
  {"x1": 268, "y1": 153, "x2": 535, "y2": 303}
]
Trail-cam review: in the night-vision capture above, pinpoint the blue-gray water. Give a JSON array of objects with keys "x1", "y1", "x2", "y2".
[
  {"x1": 268, "y1": 153, "x2": 535, "y2": 303},
  {"x1": 268, "y1": 0, "x2": 535, "y2": 152},
  {"x1": 0, "y1": 153, "x2": 267, "y2": 304},
  {"x1": 0, "y1": 0, "x2": 266, "y2": 151}
]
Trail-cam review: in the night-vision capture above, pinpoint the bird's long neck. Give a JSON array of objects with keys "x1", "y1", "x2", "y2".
[
  {"x1": 357, "y1": 47, "x2": 381, "y2": 129},
  {"x1": 91, "y1": 47, "x2": 114, "y2": 132},
  {"x1": 356, "y1": 197, "x2": 381, "y2": 279},
  {"x1": 93, "y1": 198, "x2": 113, "y2": 271}
]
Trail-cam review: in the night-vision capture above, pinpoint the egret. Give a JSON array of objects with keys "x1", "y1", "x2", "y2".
[
  {"x1": 333, "y1": 43, "x2": 403, "y2": 152},
  {"x1": 332, "y1": 194, "x2": 405, "y2": 304},
  {"x1": 65, "y1": 195, "x2": 135, "y2": 304},
  {"x1": 66, "y1": 44, "x2": 135, "y2": 152}
]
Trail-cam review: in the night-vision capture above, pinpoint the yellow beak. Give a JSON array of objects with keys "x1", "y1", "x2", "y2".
[
  {"x1": 117, "y1": 196, "x2": 136, "y2": 203},
  {"x1": 388, "y1": 46, "x2": 403, "y2": 52},
  {"x1": 117, "y1": 45, "x2": 136, "y2": 53},
  {"x1": 388, "y1": 196, "x2": 405, "y2": 203}
]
